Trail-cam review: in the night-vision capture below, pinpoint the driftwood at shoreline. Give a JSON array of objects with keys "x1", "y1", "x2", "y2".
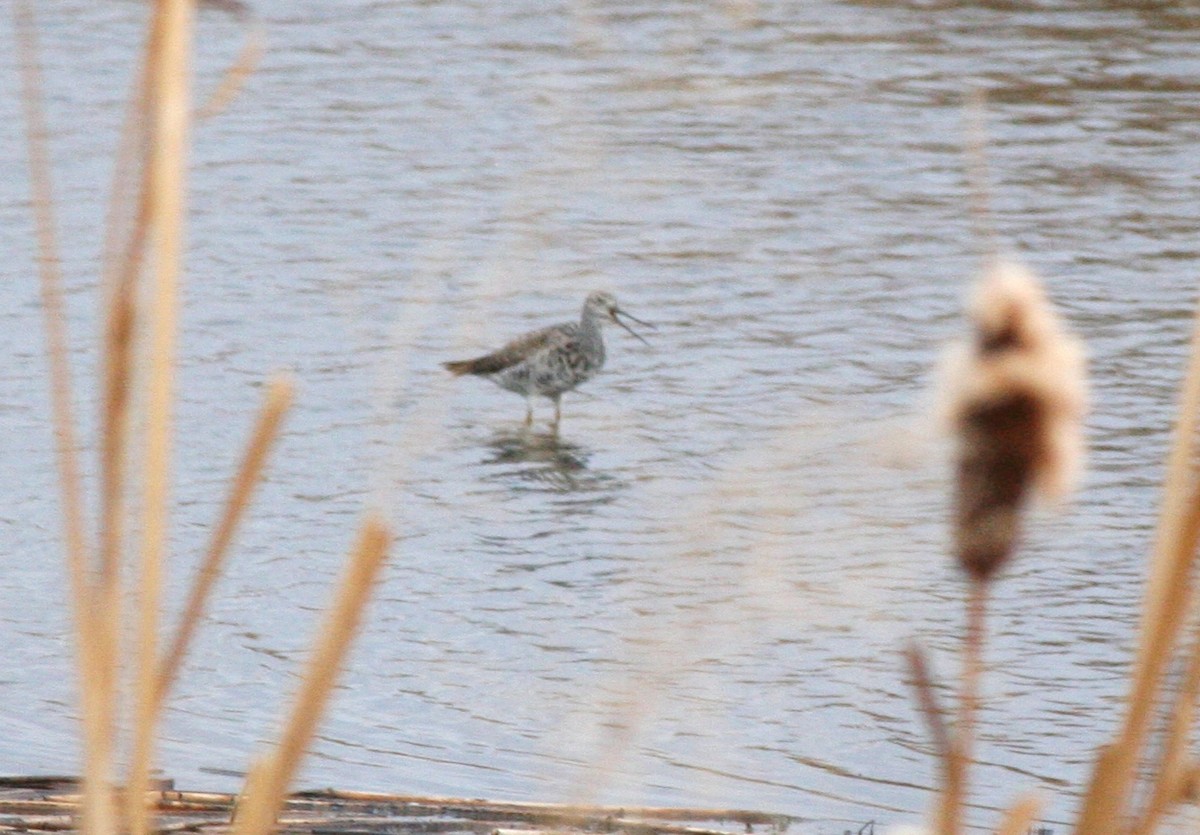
[{"x1": 0, "y1": 778, "x2": 794, "y2": 835}]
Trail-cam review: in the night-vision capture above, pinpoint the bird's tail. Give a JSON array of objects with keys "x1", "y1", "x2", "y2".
[{"x1": 443, "y1": 359, "x2": 476, "y2": 376}]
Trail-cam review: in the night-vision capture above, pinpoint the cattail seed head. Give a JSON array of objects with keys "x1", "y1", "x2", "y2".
[{"x1": 940, "y1": 259, "x2": 1086, "y2": 581}]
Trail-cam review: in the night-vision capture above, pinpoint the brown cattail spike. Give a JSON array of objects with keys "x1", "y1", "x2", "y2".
[
  {"x1": 942, "y1": 259, "x2": 1086, "y2": 581},
  {"x1": 954, "y1": 391, "x2": 1041, "y2": 580}
]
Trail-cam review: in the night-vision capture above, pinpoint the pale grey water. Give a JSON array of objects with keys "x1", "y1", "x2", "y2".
[{"x1": 1, "y1": 2, "x2": 1199, "y2": 831}]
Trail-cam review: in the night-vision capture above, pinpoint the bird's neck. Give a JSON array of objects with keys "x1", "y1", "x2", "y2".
[
  {"x1": 578, "y1": 307, "x2": 605, "y2": 348},
  {"x1": 576, "y1": 309, "x2": 604, "y2": 364}
]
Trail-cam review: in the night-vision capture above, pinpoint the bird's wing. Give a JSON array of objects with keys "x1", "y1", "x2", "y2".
[{"x1": 444, "y1": 323, "x2": 574, "y2": 376}]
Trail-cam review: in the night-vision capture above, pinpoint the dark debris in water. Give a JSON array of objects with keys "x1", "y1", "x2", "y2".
[{"x1": 0, "y1": 777, "x2": 796, "y2": 835}]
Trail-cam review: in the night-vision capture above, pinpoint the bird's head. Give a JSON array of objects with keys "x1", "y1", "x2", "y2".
[{"x1": 585, "y1": 291, "x2": 653, "y2": 345}]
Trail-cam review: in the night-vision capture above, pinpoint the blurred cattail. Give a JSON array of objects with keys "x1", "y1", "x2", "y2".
[
  {"x1": 940, "y1": 258, "x2": 1086, "y2": 582},
  {"x1": 927, "y1": 258, "x2": 1086, "y2": 835}
]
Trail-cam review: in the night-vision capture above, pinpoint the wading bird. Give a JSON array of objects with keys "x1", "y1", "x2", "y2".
[{"x1": 444, "y1": 291, "x2": 651, "y2": 430}]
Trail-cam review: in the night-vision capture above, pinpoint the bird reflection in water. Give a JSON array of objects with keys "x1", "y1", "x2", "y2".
[{"x1": 480, "y1": 428, "x2": 620, "y2": 498}]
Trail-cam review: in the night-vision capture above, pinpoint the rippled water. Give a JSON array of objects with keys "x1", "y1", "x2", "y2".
[{"x1": 2, "y1": 1, "x2": 1200, "y2": 831}]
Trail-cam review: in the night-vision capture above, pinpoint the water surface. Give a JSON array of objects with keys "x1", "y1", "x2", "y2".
[{"x1": 1, "y1": 2, "x2": 1199, "y2": 831}]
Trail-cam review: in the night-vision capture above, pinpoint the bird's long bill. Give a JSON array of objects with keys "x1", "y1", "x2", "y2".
[{"x1": 613, "y1": 308, "x2": 653, "y2": 345}]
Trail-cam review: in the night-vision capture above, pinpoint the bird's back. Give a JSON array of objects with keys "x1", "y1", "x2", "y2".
[{"x1": 443, "y1": 321, "x2": 576, "y2": 377}]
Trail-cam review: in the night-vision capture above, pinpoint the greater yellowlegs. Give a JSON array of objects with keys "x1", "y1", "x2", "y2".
[{"x1": 444, "y1": 291, "x2": 651, "y2": 429}]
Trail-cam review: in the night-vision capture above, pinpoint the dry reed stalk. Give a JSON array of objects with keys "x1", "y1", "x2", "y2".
[
  {"x1": 95, "y1": 261, "x2": 135, "y2": 798},
  {"x1": 1129, "y1": 493, "x2": 1200, "y2": 834},
  {"x1": 1075, "y1": 298, "x2": 1200, "y2": 835},
  {"x1": 98, "y1": 18, "x2": 156, "y2": 297},
  {"x1": 950, "y1": 582, "x2": 985, "y2": 835},
  {"x1": 94, "y1": 93, "x2": 157, "y2": 834},
  {"x1": 97, "y1": 0, "x2": 161, "y2": 586},
  {"x1": 994, "y1": 795, "x2": 1041, "y2": 835},
  {"x1": 127, "y1": 4, "x2": 195, "y2": 835},
  {"x1": 95, "y1": 98, "x2": 156, "y2": 835},
  {"x1": 903, "y1": 642, "x2": 951, "y2": 762},
  {"x1": 230, "y1": 760, "x2": 271, "y2": 830},
  {"x1": 99, "y1": 20, "x2": 172, "y2": 764},
  {"x1": 1131, "y1": 644, "x2": 1200, "y2": 832},
  {"x1": 933, "y1": 584, "x2": 986, "y2": 835},
  {"x1": 963, "y1": 90, "x2": 998, "y2": 262},
  {"x1": 154, "y1": 377, "x2": 294, "y2": 706},
  {"x1": 73, "y1": 615, "x2": 117, "y2": 835},
  {"x1": 933, "y1": 747, "x2": 965, "y2": 835},
  {"x1": 11, "y1": 6, "x2": 116, "y2": 835},
  {"x1": 905, "y1": 640, "x2": 964, "y2": 835},
  {"x1": 231, "y1": 516, "x2": 392, "y2": 835},
  {"x1": 196, "y1": 23, "x2": 264, "y2": 121}
]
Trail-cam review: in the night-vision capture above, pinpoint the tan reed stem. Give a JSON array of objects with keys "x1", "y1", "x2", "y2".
[
  {"x1": 935, "y1": 581, "x2": 985, "y2": 835},
  {"x1": 995, "y1": 794, "x2": 1042, "y2": 835},
  {"x1": 12, "y1": 0, "x2": 92, "y2": 685},
  {"x1": 1076, "y1": 297, "x2": 1200, "y2": 835},
  {"x1": 97, "y1": 0, "x2": 160, "y2": 567},
  {"x1": 127, "y1": 3, "x2": 194, "y2": 835},
  {"x1": 230, "y1": 759, "x2": 272, "y2": 829},
  {"x1": 98, "y1": 19, "x2": 155, "y2": 298},
  {"x1": 93, "y1": 265, "x2": 135, "y2": 835},
  {"x1": 97, "y1": 133, "x2": 154, "y2": 732},
  {"x1": 903, "y1": 642, "x2": 951, "y2": 762},
  {"x1": 964, "y1": 89, "x2": 999, "y2": 263},
  {"x1": 196, "y1": 23, "x2": 264, "y2": 121},
  {"x1": 99, "y1": 35, "x2": 159, "y2": 595},
  {"x1": 1131, "y1": 493, "x2": 1200, "y2": 835},
  {"x1": 231, "y1": 516, "x2": 392, "y2": 835},
  {"x1": 934, "y1": 744, "x2": 965, "y2": 835},
  {"x1": 96, "y1": 82, "x2": 158, "y2": 835},
  {"x1": 907, "y1": 640, "x2": 960, "y2": 835},
  {"x1": 11, "y1": 6, "x2": 115, "y2": 835},
  {"x1": 960, "y1": 581, "x2": 986, "y2": 775},
  {"x1": 1131, "y1": 660, "x2": 1199, "y2": 833},
  {"x1": 95, "y1": 55, "x2": 160, "y2": 811},
  {"x1": 154, "y1": 378, "x2": 294, "y2": 707}
]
